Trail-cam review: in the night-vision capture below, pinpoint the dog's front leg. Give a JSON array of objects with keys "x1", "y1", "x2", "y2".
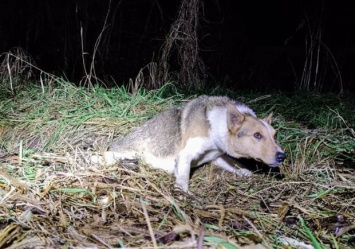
[
  {"x1": 213, "y1": 155, "x2": 252, "y2": 177},
  {"x1": 174, "y1": 155, "x2": 192, "y2": 192},
  {"x1": 174, "y1": 137, "x2": 208, "y2": 192}
]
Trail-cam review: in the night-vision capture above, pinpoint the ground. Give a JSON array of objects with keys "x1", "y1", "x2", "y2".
[{"x1": 0, "y1": 82, "x2": 354, "y2": 248}]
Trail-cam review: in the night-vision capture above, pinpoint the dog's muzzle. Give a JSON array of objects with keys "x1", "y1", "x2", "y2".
[{"x1": 275, "y1": 152, "x2": 286, "y2": 164}]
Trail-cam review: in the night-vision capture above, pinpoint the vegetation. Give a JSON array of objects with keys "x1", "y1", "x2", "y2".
[
  {"x1": 0, "y1": 78, "x2": 354, "y2": 248},
  {"x1": 1, "y1": 1, "x2": 353, "y2": 248}
]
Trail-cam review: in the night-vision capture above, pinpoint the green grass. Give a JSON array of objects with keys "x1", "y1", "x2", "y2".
[
  {"x1": 0, "y1": 80, "x2": 183, "y2": 153},
  {"x1": 0, "y1": 79, "x2": 354, "y2": 248}
]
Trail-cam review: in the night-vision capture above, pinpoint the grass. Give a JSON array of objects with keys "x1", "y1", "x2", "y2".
[{"x1": 0, "y1": 79, "x2": 354, "y2": 248}]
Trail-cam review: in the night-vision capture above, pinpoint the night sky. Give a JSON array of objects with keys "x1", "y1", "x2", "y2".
[{"x1": 0, "y1": 0, "x2": 354, "y2": 92}]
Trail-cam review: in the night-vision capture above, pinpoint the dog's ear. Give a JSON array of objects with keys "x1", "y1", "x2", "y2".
[
  {"x1": 227, "y1": 104, "x2": 245, "y2": 134},
  {"x1": 264, "y1": 112, "x2": 273, "y2": 124}
]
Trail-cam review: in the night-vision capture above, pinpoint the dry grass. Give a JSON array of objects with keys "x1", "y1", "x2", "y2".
[
  {"x1": 156, "y1": 0, "x2": 206, "y2": 89},
  {"x1": 0, "y1": 48, "x2": 37, "y2": 93},
  {"x1": 0, "y1": 81, "x2": 355, "y2": 248}
]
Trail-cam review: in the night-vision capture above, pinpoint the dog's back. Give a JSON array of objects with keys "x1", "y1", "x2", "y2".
[
  {"x1": 109, "y1": 106, "x2": 183, "y2": 158},
  {"x1": 109, "y1": 95, "x2": 255, "y2": 158}
]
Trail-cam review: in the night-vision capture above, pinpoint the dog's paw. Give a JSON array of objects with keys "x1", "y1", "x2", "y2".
[
  {"x1": 172, "y1": 184, "x2": 193, "y2": 201},
  {"x1": 91, "y1": 155, "x2": 104, "y2": 164},
  {"x1": 91, "y1": 151, "x2": 119, "y2": 166},
  {"x1": 234, "y1": 168, "x2": 252, "y2": 177}
]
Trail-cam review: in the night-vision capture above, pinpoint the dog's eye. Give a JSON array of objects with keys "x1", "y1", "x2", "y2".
[{"x1": 254, "y1": 132, "x2": 262, "y2": 139}]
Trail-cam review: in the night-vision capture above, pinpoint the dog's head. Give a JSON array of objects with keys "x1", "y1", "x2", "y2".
[{"x1": 225, "y1": 104, "x2": 286, "y2": 167}]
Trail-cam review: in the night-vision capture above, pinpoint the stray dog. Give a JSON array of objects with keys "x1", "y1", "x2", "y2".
[{"x1": 92, "y1": 95, "x2": 286, "y2": 192}]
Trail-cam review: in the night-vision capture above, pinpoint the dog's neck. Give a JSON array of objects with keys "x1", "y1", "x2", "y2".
[{"x1": 207, "y1": 107, "x2": 230, "y2": 152}]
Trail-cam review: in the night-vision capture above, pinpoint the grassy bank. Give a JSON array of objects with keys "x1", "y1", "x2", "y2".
[{"x1": 0, "y1": 80, "x2": 354, "y2": 248}]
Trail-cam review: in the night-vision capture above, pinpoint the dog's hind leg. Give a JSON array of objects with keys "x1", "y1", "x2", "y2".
[
  {"x1": 91, "y1": 151, "x2": 137, "y2": 166},
  {"x1": 212, "y1": 155, "x2": 252, "y2": 177}
]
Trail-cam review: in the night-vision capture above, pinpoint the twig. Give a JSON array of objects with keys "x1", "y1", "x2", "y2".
[{"x1": 141, "y1": 198, "x2": 158, "y2": 249}]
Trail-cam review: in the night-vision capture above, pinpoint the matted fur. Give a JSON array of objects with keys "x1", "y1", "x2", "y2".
[{"x1": 93, "y1": 95, "x2": 286, "y2": 192}]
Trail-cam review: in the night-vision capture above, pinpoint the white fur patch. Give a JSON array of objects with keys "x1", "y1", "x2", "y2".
[
  {"x1": 143, "y1": 153, "x2": 176, "y2": 174},
  {"x1": 206, "y1": 107, "x2": 229, "y2": 152},
  {"x1": 175, "y1": 136, "x2": 217, "y2": 191},
  {"x1": 92, "y1": 150, "x2": 177, "y2": 174},
  {"x1": 236, "y1": 104, "x2": 256, "y2": 117}
]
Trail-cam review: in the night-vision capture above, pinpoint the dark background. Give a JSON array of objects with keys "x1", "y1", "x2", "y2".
[{"x1": 0, "y1": 0, "x2": 354, "y2": 92}]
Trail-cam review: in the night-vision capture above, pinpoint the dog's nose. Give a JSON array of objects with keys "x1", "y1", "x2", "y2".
[{"x1": 276, "y1": 152, "x2": 286, "y2": 163}]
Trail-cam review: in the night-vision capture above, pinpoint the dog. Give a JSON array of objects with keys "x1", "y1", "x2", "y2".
[{"x1": 92, "y1": 95, "x2": 286, "y2": 192}]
